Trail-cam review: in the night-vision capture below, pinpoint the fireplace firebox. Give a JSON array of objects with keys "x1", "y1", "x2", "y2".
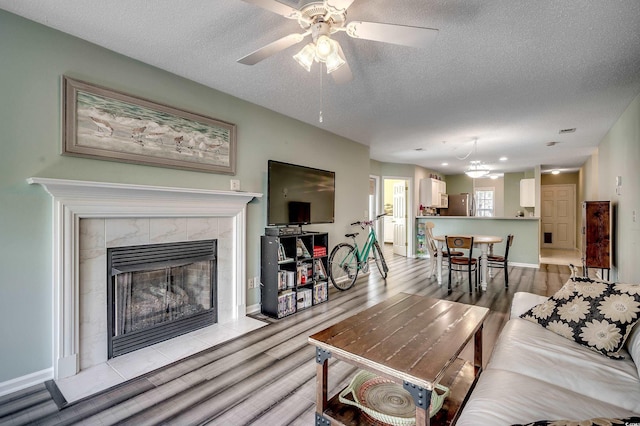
[{"x1": 107, "y1": 240, "x2": 217, "y2": 358}]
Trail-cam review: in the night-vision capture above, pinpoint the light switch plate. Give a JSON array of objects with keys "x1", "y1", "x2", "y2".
[{"x1": 230, "y1": 179, "x2": 240, "y2": 191}]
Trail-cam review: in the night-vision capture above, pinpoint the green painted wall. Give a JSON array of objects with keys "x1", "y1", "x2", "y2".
[
  {"x1": 541, "y1": 172, "x2": 579, "y2": 186},
  {"x1": 444, "y1": 174, "x2": 472, "y2": 195},
  {"x1": 0, "y1": 10, "x2": 369, "y2": 383},
  {"x1": 504, "y1": 172, "x2": 526, "y2": 217},
  {"x1": 588, "y1": 91, "x2": 640, "y2": 282}
]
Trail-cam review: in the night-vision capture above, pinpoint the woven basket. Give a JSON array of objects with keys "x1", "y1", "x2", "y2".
[{"x1": 339, "y1": 370, "x2": 450, "y2": 426}]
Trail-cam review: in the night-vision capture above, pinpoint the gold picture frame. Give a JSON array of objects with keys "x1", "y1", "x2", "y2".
[{"x1": 62, "y1": 76, "x2": 236, "y2": 175}]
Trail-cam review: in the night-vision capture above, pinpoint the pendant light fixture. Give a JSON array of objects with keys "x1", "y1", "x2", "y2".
[
  {"x1": 465, "y1": 161, "x2": 490, "y2": 178},
  {"x1": 463, "y1": 139, "x2": 490, "y2": 178}
]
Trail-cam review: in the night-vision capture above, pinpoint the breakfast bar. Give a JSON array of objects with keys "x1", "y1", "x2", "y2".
[{"x1": 416, "y1": 216, "x2": 540, "y2": 269}]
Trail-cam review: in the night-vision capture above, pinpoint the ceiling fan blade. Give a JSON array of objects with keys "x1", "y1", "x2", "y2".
[
  {"x1": 241, "y1": 0, "x2": 300, "y2": 19},
  {"x1": 346, "y1": 21, "x2": 438, "y2": 48},
  {"x1": 237, "y1": 33, "x2": 306, "y2": 65},
  {"x1": 325, "y1": 0, "x2": 356, "y2": 12},
  {"x1": 331, "y1": 43, "x2": 353, "y2": 84}
]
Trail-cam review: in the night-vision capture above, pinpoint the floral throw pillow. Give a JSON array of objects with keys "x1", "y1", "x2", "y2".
[
  {"x1": 512, "y1": 416, "x2": 640, "y2": 426},
  {"x1": 520, "y1": 276, "x2": 640, "y2": 359}
]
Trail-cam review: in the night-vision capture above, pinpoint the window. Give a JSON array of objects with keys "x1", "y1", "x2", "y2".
[{"x1": 475, "y1": 187, "x2": 495, "y2": 217}]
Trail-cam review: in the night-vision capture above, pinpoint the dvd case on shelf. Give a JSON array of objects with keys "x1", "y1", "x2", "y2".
[
  {"x1": 278, "y1": 270, "x2": 287, "y2": 290},
  {"x1": 313, "y1": 281, "x2": 328, "y2": 304},
  {"x1": 278, "y1": 243, "x2": 293, "y2": 263},
  {"x1": 314, "y1": 259, "x2": 327, "y2": 280},
  {"x1": 278, "y1": 291, "x2": 296, "y2": 317},
  {"x1": 296, "y1": 288, "x2": 313, "y2": 310},
  {"x1": 313, "y1": 245, "x2": 327, "y2": 257}
]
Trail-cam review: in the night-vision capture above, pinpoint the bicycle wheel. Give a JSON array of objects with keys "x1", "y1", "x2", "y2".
[
  {"x1": 329, "y1": 243, "x2": 359, "y2": 291},
  {"x1": 372, "y1": 241, "x2": 389, "y2": 279}
]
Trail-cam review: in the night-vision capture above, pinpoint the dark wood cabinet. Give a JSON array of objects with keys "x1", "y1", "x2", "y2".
[
  {"x1": 260, "y1": 232, "x2": 329, "y2": 318},
  {"x1": 582, "y1": 201, "x2": 611, "y2": 275}
]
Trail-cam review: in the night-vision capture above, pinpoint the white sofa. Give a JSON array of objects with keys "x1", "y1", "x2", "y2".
[{"x1": 457, "y1": 291, "x2": 640, "y2": 425}]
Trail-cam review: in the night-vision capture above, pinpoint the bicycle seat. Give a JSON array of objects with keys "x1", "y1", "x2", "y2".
[{"x1": 345, "y1": 232, "x2": 359, "y2": 238}]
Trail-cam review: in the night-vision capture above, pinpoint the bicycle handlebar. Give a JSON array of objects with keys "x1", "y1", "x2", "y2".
[{"x1": 350, "y1": 213, "x2": 388, "y2": 228}]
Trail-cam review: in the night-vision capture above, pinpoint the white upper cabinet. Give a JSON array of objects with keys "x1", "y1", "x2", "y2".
[
  {"x1": 420, "y1": 178, "x2": 447, "y2": 208},
  {"x1": 520, "y1": 178, "x2": 535, "y2": 207}
]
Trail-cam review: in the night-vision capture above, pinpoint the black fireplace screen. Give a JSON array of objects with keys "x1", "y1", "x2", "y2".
[{"x1": 107, "y1": 240, "x2": 217, "y2": 358}]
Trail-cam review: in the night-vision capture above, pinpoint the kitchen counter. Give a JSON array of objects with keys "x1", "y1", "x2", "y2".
[
  {"x1": 416, "y1": 216, "x2": 540, "y2": 266},
  {"x1": 419, "y1": 216, "x2": 539, "y2": 220}
]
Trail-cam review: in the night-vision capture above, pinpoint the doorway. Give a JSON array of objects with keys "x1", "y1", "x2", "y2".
[
  {"x1": 369, "y1": 176, "x2": 381, "y2": 238},
  {"x1": 382, "y1": 177, "x2": 411, "y2": 257},
  {"x1": 540, "y1": 184, "x2": 576, "y2": 250}
]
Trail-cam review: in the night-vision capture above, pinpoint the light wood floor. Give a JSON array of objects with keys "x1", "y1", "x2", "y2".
[{"x1": 0, "y1": 250, "x2": 571, "y2": 426}]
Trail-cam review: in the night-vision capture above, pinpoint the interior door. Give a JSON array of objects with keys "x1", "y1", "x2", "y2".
[
  {"x1": 393, "y1": 182, "x2": 407, "y2": 256},
  {"x1": 541, "y1": 184, "x2": 576, "y2": 249},
  {"x1": 369, "y1": 176, "x2": 382, "y2": 238}
]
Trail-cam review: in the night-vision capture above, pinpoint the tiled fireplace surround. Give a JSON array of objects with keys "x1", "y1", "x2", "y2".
[
  {"x1": 28, "y1": 178, "x2": 262, "y2": 386},
  {"x1": 79, "y1": 216, "x2": 227, "y2": 369}
]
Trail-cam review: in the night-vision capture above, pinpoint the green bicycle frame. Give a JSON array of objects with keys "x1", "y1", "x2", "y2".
[{"x1": 342, "y1": 225, "x2": 378, "y2": 268}]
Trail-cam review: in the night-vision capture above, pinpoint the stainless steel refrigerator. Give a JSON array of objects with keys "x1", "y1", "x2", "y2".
[{"x1": 446, "y1": 193, "x2": 474, "y2": 216}]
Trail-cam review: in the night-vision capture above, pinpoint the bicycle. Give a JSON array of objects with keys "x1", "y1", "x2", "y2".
[{"x1": 328, "y1": 213, "x2": 389, "y2": 291}]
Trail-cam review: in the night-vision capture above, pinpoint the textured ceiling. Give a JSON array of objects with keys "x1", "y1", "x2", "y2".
[{"x1": 2, "y1": 0, "x2": 640, "y2": 175}]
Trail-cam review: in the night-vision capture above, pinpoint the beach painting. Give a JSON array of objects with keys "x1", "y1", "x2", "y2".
[{"x1": 63, "y1": 76, "x2": 236, "y2": 174}]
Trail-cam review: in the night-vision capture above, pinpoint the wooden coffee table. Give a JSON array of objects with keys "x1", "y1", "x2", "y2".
[{"x1": 308, "y1": 293, "x2": 489, "y2": 425}]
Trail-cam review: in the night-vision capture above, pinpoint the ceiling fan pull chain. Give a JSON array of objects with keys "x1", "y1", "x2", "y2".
[{"x1": 319, "y1": 63, "x2": 324, "y2": 123}]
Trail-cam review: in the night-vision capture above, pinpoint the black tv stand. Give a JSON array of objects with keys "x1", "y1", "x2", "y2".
[{"x1": 260, "y1": 231, "x2": 329, "y2": 318}]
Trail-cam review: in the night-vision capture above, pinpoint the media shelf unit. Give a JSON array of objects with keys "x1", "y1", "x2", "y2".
[{"x1": 261, "y1": 231, "x2": 329, "y2": 318}]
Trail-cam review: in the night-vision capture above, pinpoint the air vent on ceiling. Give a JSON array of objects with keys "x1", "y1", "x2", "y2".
[{"x1": 559, "y1": 128, "x2": 576, "y2": 134}]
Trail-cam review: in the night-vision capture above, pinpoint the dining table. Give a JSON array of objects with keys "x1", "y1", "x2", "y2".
[{"x1": 432, "y1": 234, "x2": 503, "y2": 291}]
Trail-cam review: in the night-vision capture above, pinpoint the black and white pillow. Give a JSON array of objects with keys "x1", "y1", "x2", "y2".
[
  {"x1": 520, "y1": 275, "x2": 640, "y2": 359},
  {"x1": 513, "y1": 416, "x2": 640, "y2": 426}
]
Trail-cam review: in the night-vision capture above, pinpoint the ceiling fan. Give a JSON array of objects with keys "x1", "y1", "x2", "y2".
[{"x1": 237, "y1": 0, "x2": 438, "y2": 83}]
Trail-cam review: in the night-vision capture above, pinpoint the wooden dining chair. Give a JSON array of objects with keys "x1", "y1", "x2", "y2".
[
  {"x1": 487, "y1": 234, "x2": 514, "y2": 287},
  {"x1": 445, "y1": 235, "x2": 478, "y2": 293},
  {"x1": 424, "y1": 222, "x2": 462, "y2": 278}
]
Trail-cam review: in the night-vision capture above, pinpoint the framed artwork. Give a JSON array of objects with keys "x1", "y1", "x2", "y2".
[{"x1": 62, "y1": 76, "x2": 236, "y2": 174}]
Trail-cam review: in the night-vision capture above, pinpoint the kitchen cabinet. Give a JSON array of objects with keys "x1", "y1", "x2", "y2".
[
  {"x1": 520, "y1": 179, "x2": 535, "y2": 207},
  {"x1": 420, "y1": 178, "x2": 447, "y2": 208}
]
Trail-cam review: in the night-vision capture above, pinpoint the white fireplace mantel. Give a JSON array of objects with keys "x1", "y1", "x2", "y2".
[{"x1": 28, "y1": 177, "x2": 261, "y2": 379}]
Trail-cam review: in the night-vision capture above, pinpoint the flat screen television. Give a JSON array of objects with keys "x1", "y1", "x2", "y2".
[{"x1": 267, "y1": 160, "x2": 335, "y2": 226}]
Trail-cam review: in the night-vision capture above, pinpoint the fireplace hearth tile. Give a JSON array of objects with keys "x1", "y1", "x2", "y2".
[
  {"x1": 107, "y1": 346, "x2": 172, "y2": 380},
  {"x1": 152, "y1": 332, "x2": 212, "y2": 360},
  {"x1": 225, "y1": 316, "x2": 270, "y2": 333},
  {"x1": 55, "y1": 362, "x2": 124, "y2": 403},
  {"x1": 54, "y1": 318, "x2": 267, "y2": 403},
  {"x1": 191, "y1": 323, "x2": 245, "y2": 346}
]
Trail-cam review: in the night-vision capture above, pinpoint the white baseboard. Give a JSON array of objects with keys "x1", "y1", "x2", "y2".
[
  {"x1": 510, "y1": 262, "x2": 539, "y2": 269},
  {"x1": 246, "y1": 303, "x2": 261, "y2": 315},
  {"x1": 0, "y1": 367, "x2": 53, "y2": 398}
]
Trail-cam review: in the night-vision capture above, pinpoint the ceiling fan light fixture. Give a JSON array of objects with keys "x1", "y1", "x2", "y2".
[
  {"x1": 293, "y1": 43, "x2": 316, "y2": 71},
  {"x1": 325, "y1": 48, "x2": 345, "y2": 73},
  {"x1": 315, "y1": 35, "x2": 333, "y2": 60}
]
